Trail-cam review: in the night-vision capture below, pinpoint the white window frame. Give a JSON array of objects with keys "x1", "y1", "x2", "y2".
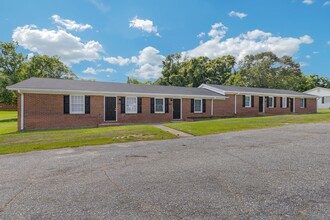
[
  {"x1": 282, "y1": 97, "x2": 287, "y2": 108},
  {"x1": 70, "y1": 95, "x2": 85, "y2": 114},
  {"x1": 194, "y1": 98, "x2": 203, "y2": 113},
  {"x1": 155, "y1": 97, "x2": 165, "y2": 113},
  {"x1": 245, "y1": 95, "x2": 251, "y2": 108},
  {"x1": 268, "y1": 96, "x2": 274, "y2": 108},
  {"x1": 125, "y1": 96, "x2": 137, "y2": 114},
  {"x1": 300, "y1": 98, "x2": 305, "y2": 108},
  {"x1": 325, "y1": 96, "x2": 330, "y2": 103}
]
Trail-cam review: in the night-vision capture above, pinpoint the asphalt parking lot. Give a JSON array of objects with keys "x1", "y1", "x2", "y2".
[{"x1": 0, "y1": 123, "x2": 329, "y2": 219}]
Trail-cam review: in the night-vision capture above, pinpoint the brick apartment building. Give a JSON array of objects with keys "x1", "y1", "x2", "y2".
[{"x1": 8, "y1": 78, "x2": 317, "y2": 131}]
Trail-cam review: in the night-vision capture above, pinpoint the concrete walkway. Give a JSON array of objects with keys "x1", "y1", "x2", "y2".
[{"x1": 152, "y1": 124, "x2": 193, "y2": 137}]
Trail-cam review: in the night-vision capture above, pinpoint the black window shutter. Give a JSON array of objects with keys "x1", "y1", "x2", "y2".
[
  {"x1": 280, "y1": 97, "x2": 283, "y2": 108},
  {"x1": 203, "y1": 99, "x2": 206, "y2": 112},
  {"x1": 322, "y1": 97, "x2": 325, "y2": 104},
  {"x1": 242, "y1": 95, "x2": 246, "y2": 107},
  {"x1": 191, "y1": 99, "x2": 194, "y2": 113},
  {"x1": 304, "y1": 98, "x2": 307, "y2": 108},
  {"x1": 64, "y1": 95, "x2": 70, "y2": 114},
  {"x1": 287, "y1": 98, "x2": 290, "y2": 108},
  {"x1": 266, "y1": 97, "x2": 269, "y2": 107},
  {"x1": 251, "y1": 96, "x2": 254, "y2": 107},
  {"x1": 121, "y1": 97, "x2": 125, "y2": 113},
  {"x1": 150, "y1": 98, "x2": 155, "y2": 113},
  {"x1": 85, "y1": 96, "x2": 90, "y2": 114},
  {"x1": 165, "y1": 98, "x2": 169, "y2": 113},
  {"x1": 274, "y1": 97, "x2": 277, "y2": 108},
  {"x1": 138, "y1": 97, "x2": 142, "y2": 113}
]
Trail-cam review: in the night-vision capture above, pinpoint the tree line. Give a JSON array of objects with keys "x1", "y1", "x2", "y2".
[
  {"x1": 1, "y1": 41, "x2": 329, "y2": 105},
  {"x1": 135, "y1": 52, "x2": 330, "y2": 92},
  {"x1": 0, "y1": 41, "x2": 76, "y2": 104}
]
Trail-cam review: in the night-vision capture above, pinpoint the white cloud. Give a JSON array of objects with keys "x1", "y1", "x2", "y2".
[
  {"x1": 83, "y1": 67, "x2": 116, "y2": 75},
  {"x1": 104, "y1": 56, "x2": 130, "y2": 66},
  {"x1": 90, "y1": 0, "x2": 109, "y2": 12},
  {"x1": 305, "y1": 55, "x2": 311, "y2": 59},
  {"x1": 12, "y1": 25, "x2": 103, "y2": 65},
  {"x1": 129, "y1": 16, "x2": 160, "y2": 37},
  {"x1": 228, "y1": 11, "x2": 247, "y2": 19},
  {"x1": 313, "y1": 51, "x2": 319, "y2": 54},
  {"x1": 51, "y1": 15, "x2": 92, "y2": 32},
  {"x1": 303, "y1": 0, "x2": 313, "y2": 5},
  {"x1": 324, "y1": 1, "x2": 330, "y2": 6},
  {"x1": 128, "y1": 46, "x2": 165, "y2": 79},
  {"x1": 197, "y1": 32, "x2": 205, "y2": 38},
  {"x1": 183, "y1": 23, "x2": 313, "y2": 61},
  {"x1": 300, "y1": 62, "x2": 309, "y2": 67},
  {"x1": 208, "y1": 22, "x2": 228, "y2": 39}
]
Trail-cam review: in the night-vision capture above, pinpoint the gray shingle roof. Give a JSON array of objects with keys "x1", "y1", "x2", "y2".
[
  {"x1": 205, "y1": 84, "x2": 316, "y2": 97},
  {"x1": 8, "y1": 78, "x2": 223, "y2": 98}
]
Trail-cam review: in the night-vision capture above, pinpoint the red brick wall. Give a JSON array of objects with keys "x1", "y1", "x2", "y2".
[
  {"x1": 0, "y1": 103, "x2": 17, "y2": 110},
  {"x1": 295, "y1": 97, "x2": 317, "y2": 114},
  {"x1": 21, "y1": 94, "x2": 215, "y2": 130},
  {"x1": 213, "y1": 95, "x2": 317, "y2": 117},
  {"x1": 19, "y1": 93, "x2": 317, "y2": 130},
  {"x1": 22, "y1": 94, "x2": 104, "y2": 130}
]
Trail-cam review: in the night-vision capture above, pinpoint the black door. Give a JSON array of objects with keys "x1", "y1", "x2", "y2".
[
  {"x1": 290, "y1": 98, "x2": 294, "y2": 112},
  {"x1": 173, "y1": 99, "x2": 181, "y2": 120},
  {"x1": 105, "y1": 97, "x2": 116, "y2": 121},
  {"x1": 259, "y1": 96, "x2": 264, "y2": 112}
]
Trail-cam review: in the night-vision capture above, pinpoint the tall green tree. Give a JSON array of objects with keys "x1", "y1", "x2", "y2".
[
  {"x1": 0, "y1": 41, "x2": 76, "y2": 104},
  {"x1": 229, "y1": 52, "x2": 305, "y2": 91},
  {"x1": 157, "y1": 54, "x2": 235, "y2": 87}
]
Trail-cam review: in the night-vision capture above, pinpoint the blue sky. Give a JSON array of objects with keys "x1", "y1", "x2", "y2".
[{"x1": 1, "y1": 0, "x2": 329, "y2": 82}]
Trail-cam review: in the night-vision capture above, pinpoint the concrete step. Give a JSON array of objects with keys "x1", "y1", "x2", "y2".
[{"x1": 98, "y1": 123, "x2": 122, "y2": 127}]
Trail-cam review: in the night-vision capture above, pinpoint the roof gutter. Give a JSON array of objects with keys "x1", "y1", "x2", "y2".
[{"x1": 7, "y1": 87, "x2": 227, "y2": 100}]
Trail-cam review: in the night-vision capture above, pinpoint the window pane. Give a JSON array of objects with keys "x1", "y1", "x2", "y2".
[
  {"x1": 300, "y1": 98, "x2": 304, "y2": 108},
  {"x1": 71, "y1": 96, "x2": 84, "y2": 113},
  {"x1": 282, "y1": 97, "x2": 287, "y2": 107},
  {"x1": 126, "y1": 97, "x2": 137, "y2": 113},
  {"x1": 268, "y1": 97, "x2": 273, "y2": 107},
  {"x1": 325, "y1": 97, "x2": 330, "y2": 103},
  {"x1": 245, "y1": 96, "x2": 251, "y2": 107},
  {"x1": 194, "y1": 99, "x2": 202, "y2": 112},
  {"x1": 155, "y1": 98, "x2": 164, "y2": 112}
]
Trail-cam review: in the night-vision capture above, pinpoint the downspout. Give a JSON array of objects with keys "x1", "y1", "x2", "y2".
[
  {"x1": 211, "y1": 98, "x2": 214, "y2": 116},
  {"x1": 18, "y1": 90, "x2": 24, "y2": 131},
  {"x1": 234, "y1": 94, "x2": 237, "y2": 115}
]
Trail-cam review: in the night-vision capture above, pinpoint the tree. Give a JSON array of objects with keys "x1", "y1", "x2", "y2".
[
  {"x1": 232, "y1": 52, "x2": 305, "y2": 91},
  {"x1": 0, "y1": 41, "x2": 76, "y2": 104},
  {"x1": 0, "y1": 42, "x2": 25, "y2": 104},
  {"x1": 157, "y1": 54, "x2": 235, "y2": 87},
  {"x1": 127, "y1": 77, "x2": 153, "y2": 85},
  {"x1": 21, "y1": 55, "x2": 76, "y2": 79}
]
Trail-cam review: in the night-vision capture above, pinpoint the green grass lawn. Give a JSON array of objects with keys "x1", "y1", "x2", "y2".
[
  {"x1": 164, "y1": 110, "x2": 330, "y2": 136},
  {"x1": 0, "y1": 110, "x2": 175, "y2": 155},
  {"x1": 0, "y1": 110, "x2": 17, "y2": 122}
]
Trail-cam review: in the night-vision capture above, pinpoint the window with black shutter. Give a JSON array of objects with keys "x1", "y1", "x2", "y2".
[
  {"x1": 138, "y1": 97, "x2": 142, "y2": 113},
  {"x1": 64, "y1": 95, "x2": 70, "y2": 114},
  {"x1": 150, "y1": 98, "x2": 155, "y2": 113},
  {"x1": 165, "y1": 98, "x2": 169, "y2": 113},
  {"x1": 202, "y1": 99, "x2": 206, "y2": 112},
  {"x1": 191, "y1": 99, "x2": 194, "y2": 113},
  {"x1": 121, "y1": 97, "x2": 125, "y2": 113},
  {"x1": 85, "y1": 96, "x2": 90, "y2": 114}
]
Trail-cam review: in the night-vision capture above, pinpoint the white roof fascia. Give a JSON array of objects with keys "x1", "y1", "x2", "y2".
[
  {"x1": 8, "y1": 88, "x2": 226, "y2": 100},
  {"x1": 198, "y1": 84, "x2": 226, "y2": 95}
]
